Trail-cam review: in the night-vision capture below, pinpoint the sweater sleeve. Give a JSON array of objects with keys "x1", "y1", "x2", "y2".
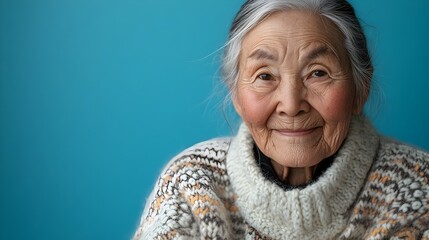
[
  {"x1": 132, "y1": 161, "x2": 200, "y2": 240},
  {"x1": 132, "y1": 139, "x2": 234, "y2": 240}
]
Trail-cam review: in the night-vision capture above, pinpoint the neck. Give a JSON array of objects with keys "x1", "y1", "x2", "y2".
[
  {"x1": 270, "y1": 160, "x2": 317, "y2": 186},
  {"x1": 226, "y1": 116, "x2": 380, "y2": 238}
]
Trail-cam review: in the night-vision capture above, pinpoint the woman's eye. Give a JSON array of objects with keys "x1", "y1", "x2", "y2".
[
  {"x1": 257, "y1": 73, "x2": 273, "y2": 81},
  {"x1": 311, "y1": 70, "x2": 327, "y2": 78}
]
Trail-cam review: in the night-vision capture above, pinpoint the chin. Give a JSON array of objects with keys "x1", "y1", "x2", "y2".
[{"x1": 271, "y1": 152, "x2": 326, "y2": 168}]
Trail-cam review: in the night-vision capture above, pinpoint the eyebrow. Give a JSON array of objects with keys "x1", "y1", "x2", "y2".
[
  {"x1": 303, "y1": 45, "x2": 336, "y2": 63},
  {"x1": 247, "y1": 49, "x2": 278, "y2": 61}
]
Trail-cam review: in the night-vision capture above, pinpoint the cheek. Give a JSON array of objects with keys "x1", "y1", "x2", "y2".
[
  {"x1": 312, "y1": 84, "x2": 355, "y2": 152},
  {"x1": 317, "y1": 84, "x2": 355, "y2": 121},
  {"x1": 236, "y1": 88, "x2": 274, "y2": 126}
]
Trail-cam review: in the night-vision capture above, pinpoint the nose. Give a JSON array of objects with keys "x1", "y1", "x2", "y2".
[{"x1": 275, "y1": 76, "x2": 310, "y2": 117}]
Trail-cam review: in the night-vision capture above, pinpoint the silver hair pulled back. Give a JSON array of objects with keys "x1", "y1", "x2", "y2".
[{"x1": 222, "y1": 0, "x2": 372, "y2": 108}]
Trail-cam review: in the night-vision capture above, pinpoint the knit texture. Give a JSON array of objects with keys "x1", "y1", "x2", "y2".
[{"x1": 133, "y1": 116, "x2": 429, "y2": 239}]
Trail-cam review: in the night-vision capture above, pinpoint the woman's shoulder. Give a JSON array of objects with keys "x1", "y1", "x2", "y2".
[
  {"x1": 165, "y1": 137, "x2": 232, "y2": 167},
  {"x1": 156, "y1": 137, "x2": 233, "y2": 184},
  {"x1": 374, "y1": 138, "x2": 429, "y2": 182},
  {"x1": 175, "y1": 137, "x2": 232, "y2": 159},
  {"x1": 347, "y1": 138, "x2": 429, "y2": 236},
  {"x1": 134, "y1": 137, "x2": 237, "y2": 240},
  {"x1": 378, "y1": 137, "x2": 429, "y2": 165},
  {"x1": 369, "y1": 138, "x2": 429, "y2": 199}
]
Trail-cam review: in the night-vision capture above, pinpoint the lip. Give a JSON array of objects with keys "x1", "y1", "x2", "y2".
[{"x1": 274, "y1": 127, "x2": 320, "y2": 137}]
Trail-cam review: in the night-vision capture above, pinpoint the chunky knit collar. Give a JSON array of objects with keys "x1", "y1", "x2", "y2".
[
  {"x1": 226, "y1": 116, "x2": 380, "y2": 239},
  {"x1": 254, "y1": 144, "x2": 335, "y2": 190}
]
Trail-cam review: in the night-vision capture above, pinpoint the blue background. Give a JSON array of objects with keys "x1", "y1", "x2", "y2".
[{"x1": 1, "y1": 0, "x2": 428, "y2": 239}]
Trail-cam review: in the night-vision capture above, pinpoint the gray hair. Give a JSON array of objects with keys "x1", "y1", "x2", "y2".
[{"x1": 222, "y1": 0, "x2": 372, "y2": 107}]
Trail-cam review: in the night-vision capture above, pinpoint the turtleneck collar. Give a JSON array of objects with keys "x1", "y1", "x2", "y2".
[
  {"x1": 253, "y1": 144, "x2": 335, "y2": 190},
  {"x1": 225, "y1": 116, "x2": 380, "y2": 239}
]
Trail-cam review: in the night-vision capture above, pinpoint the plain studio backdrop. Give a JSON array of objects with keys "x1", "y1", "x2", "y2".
[{"x1": 1, "y1": 0, "x2": 428, "y2": 239}]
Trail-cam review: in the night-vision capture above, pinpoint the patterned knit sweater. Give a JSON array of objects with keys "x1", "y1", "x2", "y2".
[{"x1": 134, "y1": 116, "x2": 429, "y2": 239}]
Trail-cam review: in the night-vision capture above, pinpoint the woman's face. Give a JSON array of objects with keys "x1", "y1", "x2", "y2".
[{"x1": 233, "y1": 10, "x2": 362, "y2": 168}]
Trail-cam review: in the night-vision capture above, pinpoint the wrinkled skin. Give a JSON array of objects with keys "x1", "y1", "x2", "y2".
[{"x1": 233, "y1": 10, "x2": 365, "y2": 185}]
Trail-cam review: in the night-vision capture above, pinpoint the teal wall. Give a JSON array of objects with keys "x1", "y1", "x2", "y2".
[{"x1": 1, "y1": 1, "x2": 428, "y2": 239}]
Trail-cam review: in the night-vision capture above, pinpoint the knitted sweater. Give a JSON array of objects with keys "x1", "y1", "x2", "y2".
[{"x1": 133, "y1": 117, "x2": 429, "y2": 239}]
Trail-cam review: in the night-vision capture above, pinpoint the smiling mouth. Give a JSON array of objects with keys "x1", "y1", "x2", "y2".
[{"x1": 274, "y1": 127, "x2": 320, "y2": 137}]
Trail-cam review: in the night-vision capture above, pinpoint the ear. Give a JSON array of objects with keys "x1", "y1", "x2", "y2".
[
  {"x1": 353, "y1": 86, "x2": 371, "y2": 114},
  {"x1": 352, "y1": 97, "x2": 366, "y2": 115},
  {"x1": 353, "y1": 75, "x2": 372, "y2": 114}
]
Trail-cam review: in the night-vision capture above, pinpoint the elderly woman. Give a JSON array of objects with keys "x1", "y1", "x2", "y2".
[{"x1": 134, "y1": 0, "x2": 429, "y2": 239}]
